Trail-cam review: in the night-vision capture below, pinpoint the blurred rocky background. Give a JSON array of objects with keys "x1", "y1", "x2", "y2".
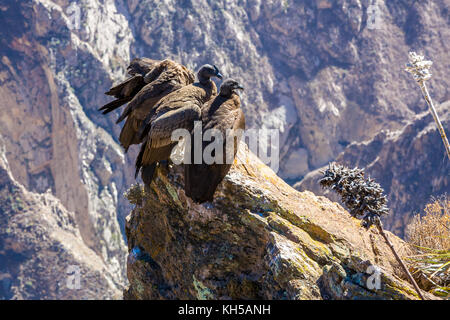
[{"x1": 0, "y1": 0, "x2": 448, "y2": 299}]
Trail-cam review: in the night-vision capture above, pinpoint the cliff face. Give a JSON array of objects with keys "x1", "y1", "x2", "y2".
[
  {"x1": 296, "y1": 102, "x2": 450, "y2": 237},
  {"x1": 0, "y1": 0, "x2": 449, "y2": 299},
  {"x1": 123, "y1": 144, "x2": 434, "y2": 300},
  {"x1": 126, "y1": 0, "x2": 450, "y2": 178},
  {"x1": 0, "y1": 0, "x2": 133, "y2": 297},
  {"x1": 0, "y1": 135, "x2": 122, "y2": 299}
]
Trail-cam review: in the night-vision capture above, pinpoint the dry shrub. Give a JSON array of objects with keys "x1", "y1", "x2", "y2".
[
  {"x1": 125, "y1": 183, "x2": 147, "y2": 206},
  {"x1": 406, "y1": 195, "x2": 450, "y2": 250},
  {"x1": 406, "y1": 195, "x2": 450, "y2": 298}
]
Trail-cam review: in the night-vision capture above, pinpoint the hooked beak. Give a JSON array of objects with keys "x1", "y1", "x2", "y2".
[
  {"x1": 213, "y1": 65, "x2": 223, "y2": 79},
  {"x1": 236, "y1": 84, "x2": 244, "y2": 90}
]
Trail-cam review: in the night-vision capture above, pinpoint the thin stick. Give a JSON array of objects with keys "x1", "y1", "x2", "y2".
[
  {"x1": 376, "y1": 221, "x2": 426, "y2": 300},
  {"x1": 419, "y1": 83, "x2": 450, "y2": 160}
]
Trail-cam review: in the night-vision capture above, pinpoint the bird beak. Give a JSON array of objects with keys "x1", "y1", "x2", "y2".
[
  {"x1": 235, "y1": 84, "x2": 244, "y2": 91},
  {"x1": 213, "y1": 65, "x2": 223, "y2": 79}
]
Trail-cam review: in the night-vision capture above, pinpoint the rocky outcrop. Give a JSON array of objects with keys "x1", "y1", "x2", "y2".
[
  {"x1": 1, "y1": 0, "x2": 449, "y2": 299},
  {"x1": 0, "y1": 0, "x2": 131, "y2": 296},
  {"x1": 295, "y1": 102, "x2": 450, "y2": 237},
  {"x1": 0, "y1": 135, "x2": 122, "y2": 299},
  {"x1": 123, "y1": 144, "x2": 434, "y2": 300}
]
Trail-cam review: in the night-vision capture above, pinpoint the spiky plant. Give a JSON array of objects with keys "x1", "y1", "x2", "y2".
[
  {"x1": 320, "y1": 163, "x2": 425, "y2": 300},
  {"x1": 320, "y1": 164, "x2": 389, "y2": 229}
]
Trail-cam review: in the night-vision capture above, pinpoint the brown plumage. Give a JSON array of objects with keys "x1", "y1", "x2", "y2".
[
  {"x1": 127, "y1": 58, "x2": 159, "y2": 76},
  {"x1": 135, "y1": 64, "x2": 223, "y2": 185},
  {"x1": 184, "y1": 79, "x2": 245, "y2": 203},
  {"x1": 99, "y1": 58, "x2": 158, "y2": 115},
  {"x1": 108, "y1": 59, "x2": 195, "y2": 152}
]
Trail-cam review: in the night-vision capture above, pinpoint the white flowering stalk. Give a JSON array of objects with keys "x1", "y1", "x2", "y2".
[{"x1": 406, "y1": 52, "x2": 450, "y2": 160}]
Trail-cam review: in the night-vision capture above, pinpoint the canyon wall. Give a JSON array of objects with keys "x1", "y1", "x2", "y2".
[{"x1": 0, "y1": 0, "x2": 448, "y2": 298}]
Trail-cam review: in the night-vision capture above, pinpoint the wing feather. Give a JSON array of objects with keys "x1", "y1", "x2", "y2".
[
  {"x1": 104, "y1": 74, "x2": 145, "y2": 98},
  {"x1": 127, "y1": 58, "x2": 159, "y2": 76},
  {"x1": 149, "y1": 105, "x2": 201, "y2": 148},
  {"x1": 117, "y1": 62, "x2": 192, "y2": 123}
]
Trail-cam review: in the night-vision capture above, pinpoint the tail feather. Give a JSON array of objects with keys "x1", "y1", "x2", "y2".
[
  {"x1": 116, "y1": 105, "x2": 133, "y2": 124},
  {"x1": 139, "y1": 116, "x2": 152, "y2": 141},
  {"x1": 119, "y1": 117, "x2": 142, "y2": 151},
  {"x1": 135, "y1": 140, "x2": 147, "y2": 179},
  {"x1": 135, "y1": 140, "x2": 157, "y2": 185},
  {"x1": 106, "y1": 74, "x2": 145, "y2": 97},
  {"x1": 141, "y1": 164, "x2": 157, "y2": 186},
  {"x1": 105, "y1": 84, "x2": 126, "y2": 97},
  {"x1": 186, "y1": 166, "x2": 217, "y2": 204},
  {"x1": 99, "y1": 97, "x2": 131, "y2": 114},
  {"x1": 105, "y1": 77, "x2": 134, "y2": 97}
]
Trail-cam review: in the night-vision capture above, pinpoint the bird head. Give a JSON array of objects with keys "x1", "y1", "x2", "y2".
[
  {"x1": 219, "y1": 79, "x2": 244, "y2": 97},
  {"x1": 198, "y1": 64, "x2": 223, "y2": 83}
]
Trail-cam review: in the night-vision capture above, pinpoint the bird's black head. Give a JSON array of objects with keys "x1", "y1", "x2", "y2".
[
  {"x1": 198, "y1": 64, "x2": 223, "y2": 83},
  {"x1": 219, "y1": 79, "x2": 244, "y2": 97}
]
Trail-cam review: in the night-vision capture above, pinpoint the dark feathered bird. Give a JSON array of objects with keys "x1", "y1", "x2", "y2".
[
  {"x1": 100, "y1": 59, "x2": 195, "y2": 152},
  {"x1": 127, "y1": 57, "x2": 159, "y2": 76},
  {"x1": 135, "y1": 64, "x2": 223, "y2": 185},
  {"x1": 184, "y1": 79, "x2": 245, "y2": 203},
  {"x1": 99, "y1": 58, "x2": 158, "y2": 115}
]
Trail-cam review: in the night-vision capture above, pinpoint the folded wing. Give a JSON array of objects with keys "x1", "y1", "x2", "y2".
[
  {"x1": 99, "y1": 58, "x2": 158, "y2": 114},
  {"x1": 136, "y1": 103, "x2": 202, "y2": 181},
  {"x1": 101, "y1": 59, "x2": 195, "y2": 152},
  {"x1": 184, "y1": 91, "x2": 245, "y2": 203}
]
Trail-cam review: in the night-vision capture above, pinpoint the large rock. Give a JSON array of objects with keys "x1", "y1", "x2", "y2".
[
  {"x1": 1, "y1": 0, "x2": 449, "y2": 298},
  {"x1": 123, "y1": 144, "x2": 433, "y2": 300},
  {"x1": 296, "y1": 102, "x2": 450, "y2": 237}
]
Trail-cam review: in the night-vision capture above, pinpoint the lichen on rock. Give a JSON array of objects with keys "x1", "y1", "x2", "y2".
[{"x1": 123, "y1": 143, "x2": 435, "y2": 300}]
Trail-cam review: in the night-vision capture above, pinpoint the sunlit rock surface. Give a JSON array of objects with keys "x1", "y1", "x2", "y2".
[
  {"x1": 0, "y1": 0, "x2": 449, "y2": 298},
  {"x1": 123, "y1": 144, "x2": 434, "y2": 300}
]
